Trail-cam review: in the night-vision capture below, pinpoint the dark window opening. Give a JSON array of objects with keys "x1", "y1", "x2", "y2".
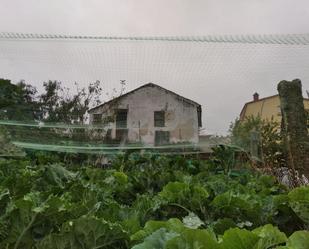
[
  {"x1": 104, "y1": 129, "x2": 112, "y2": 142},
  {"x1": 116, "y1": 109, "x2": 128, "y2": 128},
  {"x1": 92, "y1": 113, "x2": 102, "y2": 124},
  {"x1": 116, "y1": 128, "x2": 128, "y2": 143},
  {"x1": 197, "y1": 106, "x2": 202, "y2": 127},
  {"x1": 155, "y1": 131, "x2": 170, "y2": 146},
  {"x1": 154, "y1": 111, "x2": 165, "y2": 127}
]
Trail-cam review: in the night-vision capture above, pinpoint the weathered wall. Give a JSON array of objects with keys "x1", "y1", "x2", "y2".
[{"x1": 90, "y1": 85, "x2": 200, "y2": 145}]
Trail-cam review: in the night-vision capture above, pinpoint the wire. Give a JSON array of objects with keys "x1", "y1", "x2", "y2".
[{"x1": 1, "y1": 32, "x2": 309, "y2": 45}]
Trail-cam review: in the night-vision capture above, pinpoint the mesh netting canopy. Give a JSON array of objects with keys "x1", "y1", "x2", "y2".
[{"x1": 0, "y1": 32, "x2": 309, "y2": 155}]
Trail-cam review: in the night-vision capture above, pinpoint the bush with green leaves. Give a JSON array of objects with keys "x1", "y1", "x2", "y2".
[{"x1": 230, "y1": 116, "x2": 286, "y2": 167}]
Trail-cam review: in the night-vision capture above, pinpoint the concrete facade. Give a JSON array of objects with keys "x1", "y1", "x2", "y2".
[{"x1": 88, "y1": 83, "x2": 202, "y2": 146}]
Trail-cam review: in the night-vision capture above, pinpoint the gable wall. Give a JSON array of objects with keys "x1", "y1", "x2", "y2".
[{"x1": 90, "y1": 85, "x2": 199, "y2": 145}]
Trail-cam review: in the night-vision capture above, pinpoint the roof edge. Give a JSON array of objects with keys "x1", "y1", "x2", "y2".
[
  {"x1": 88, "y1": 82, "x2": 201, "y2": 113},
  {"x1": 239, "y1": 94, "x2": 309, "y2": 119}
]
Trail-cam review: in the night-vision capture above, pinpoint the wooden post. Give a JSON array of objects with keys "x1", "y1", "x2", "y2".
[{"x1": 250, "y1": 129, "x2": 260, "y2": 160}]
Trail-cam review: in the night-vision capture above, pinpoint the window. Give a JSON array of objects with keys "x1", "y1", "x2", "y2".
[
  {"x1": 92, "y1": 113, "x2": 102, "y2": 124},
  {"x1": 197, "y1": 106, "x2": 202, "y2": 127},
  {"x1": 154, "y1": 111, "x2": 165, "y2": 127},
  {"x1": 155, "y1": 131, "x2": 170, "y2": 146},
  {"x1": 116, "y1": 128, "x2": 128, "y2": 142},
  {"x1": 116, "y1": 109, "x2": 128, "y2": 128},
  {"x1": 104, "y1": 129, "x2": 112, "y2": 142}
]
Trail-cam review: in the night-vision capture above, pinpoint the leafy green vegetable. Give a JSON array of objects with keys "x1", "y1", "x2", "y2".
[
  {"x1": 182, "y1": 212, "x2": 204, "y2": 229},
  {"x1": 166, "y1": 229, "x2": 219, "y2": 249},
  {"x1": 131, "y1": 218, "x2": 184, "y2": 242},
  {"x1": 288, "y1": 186, "x2": 309, "y2": 224},
  {"x1": 131, "y1": 228, "x2": 178, "y2": 249},
  {"x1": 159, "y1": 182, "x2": 191, "y2": 203},
  {"x1": 286, "y1": 231, "x2": 309, "y2": 249},
  {"x1": 252, "y1": 224, "x2": 287, "y2": 249},
  {"x1": 212, "y1": 218, "x2": 237, "y2": 235},
  {"x1": 0, "y1": 153, "x2": 308, "y2": 248},
  {"x1": 220, "y1": 228, "x2": 259, "y2": 249},
  {"x1": 37, "y1": 216, "x2": 127, "y2": 249}
]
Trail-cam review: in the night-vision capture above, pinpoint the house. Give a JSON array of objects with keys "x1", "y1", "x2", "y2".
[
  {"x1": 88, "y1": 83, "x2": 202, "y2": 146},
  {"x1": 240, "y1": 92, "x2": 309, "y2": 127}
]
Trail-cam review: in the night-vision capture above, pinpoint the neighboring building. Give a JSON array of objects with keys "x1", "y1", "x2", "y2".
[
  {"x1": 88, "y1": 83, "x2": 202, "y2": 146},
  {"x1": 240, "y1": 92, "x2": 309, "y2": 127}
]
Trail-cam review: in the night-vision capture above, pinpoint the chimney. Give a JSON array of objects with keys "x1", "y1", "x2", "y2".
[{"x1": 253, "y1": 92, "x2": 259, "y2": 102}]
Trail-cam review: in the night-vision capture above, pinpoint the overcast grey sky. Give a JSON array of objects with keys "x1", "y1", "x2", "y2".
[
  {"x1": 0, "y1": 0, "x2": 309, "y2": 134},
  {"x1": 1, "y1": 0, "x2": 309, "y2": 35}
]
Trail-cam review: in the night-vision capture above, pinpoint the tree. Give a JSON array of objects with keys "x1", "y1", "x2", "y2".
[
  {"x1": 229, "y1": 116, "x2": 286, "y2": 168},
  {"x1": 277, "y1": 79, "x2": 309, "y2": 178},
  {"x1": 0, "y1": 78, "x2": 38, "y2": 121},
  {"x1": 0, "y1": 79, "x2": 38, "y2": 156},
  {"x1": 0, "y1": 78, "x2": 127, "y2": 149},
  {"x1": 39, "y1": 80, "x2": 103, "y2": 124}
]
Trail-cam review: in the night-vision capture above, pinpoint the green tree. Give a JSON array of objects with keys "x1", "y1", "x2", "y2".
[
  {"x1": 0, "y1": 78, "x2": 38, "y2": 121},
  {"x1": 39, "y1": 80, "x2": 103, "y2": 124},
  {"x1": 278, "y1": 79, "x2": 309, "y2": 178},
  {"x1": 229, "y1": 116, "x2": 286, "y2": 167}
]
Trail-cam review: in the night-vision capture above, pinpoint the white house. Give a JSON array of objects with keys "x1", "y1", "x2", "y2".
[{"x1": 88, "y1": 83, "x2": 202, "y2": 146}]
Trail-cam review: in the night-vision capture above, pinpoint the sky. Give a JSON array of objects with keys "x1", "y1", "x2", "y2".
[
  {"x1": 0, "y1": 0, "x2": 309, "y2": 134},
  {"x1": 1, "y1": 0, "x2": 309, "y2": 35}
]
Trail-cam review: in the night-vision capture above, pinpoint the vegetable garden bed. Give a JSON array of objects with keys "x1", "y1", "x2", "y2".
[{"x1": 0, "y1": 153, "x2": 308, "y2": 248}]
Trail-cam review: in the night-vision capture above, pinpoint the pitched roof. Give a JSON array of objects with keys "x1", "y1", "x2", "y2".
[
  {"x1": 239, "y1": 94, "x2": 309, "y2": 120},
  {"x1": 88, "y1": 83, "x2": 201, "y2": 112}
]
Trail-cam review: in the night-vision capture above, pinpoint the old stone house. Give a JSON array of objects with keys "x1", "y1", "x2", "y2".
[{"x1": 88, "y1": 83, "x2": 202, "y2": 146}]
